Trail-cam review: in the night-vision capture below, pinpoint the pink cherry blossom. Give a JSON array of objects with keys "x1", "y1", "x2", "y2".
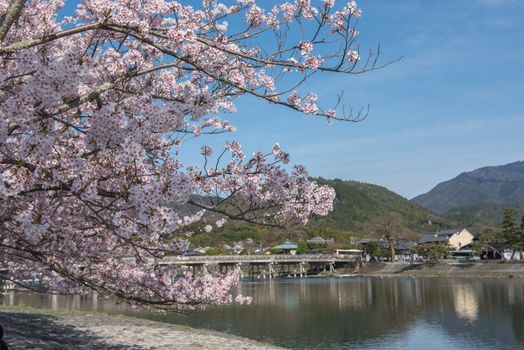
[
  {"x1": 348, "y1": 50, "x2": 360, "y2": 62},
  {"x1": 0, "y1": 0, "x2": 373, "y2": 312},
  {"x1": 216, "y1": 218, "x2": 227, "y2": 228},
  {"x1": 299, "y1": 41, "x2": 314, "y2": 57},
  {"x1": 272, "y1": 143, "x2": 281, "y2": 155}
]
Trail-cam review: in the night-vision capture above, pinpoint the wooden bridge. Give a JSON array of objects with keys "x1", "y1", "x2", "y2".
[{"x1": 160, "y1": 254, "x2": 361, "y2": 279}]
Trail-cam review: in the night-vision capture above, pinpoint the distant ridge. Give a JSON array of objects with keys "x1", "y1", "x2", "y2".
[{"x1": 412, "y1": 161, "x2": 524, "y2": 226}]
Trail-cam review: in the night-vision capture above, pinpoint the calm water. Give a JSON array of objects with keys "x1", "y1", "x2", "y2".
[{"x1": 2, "y1": 277, "x2": 524, "y2": 349}]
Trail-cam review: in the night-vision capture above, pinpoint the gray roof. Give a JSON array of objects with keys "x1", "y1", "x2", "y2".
[
  {"x1": 436, "y1": 228, "x2": 461, "y2": 236},
  {"x1": 307, "y1": 237, "x2": 334, "y2": 244},
  {"x1": 418, "y1": 234, "x2": 449, "y2": 244},
  {"x1": 396, "y1": 241, "x2": 416, "y2": 250},
  {"x1": 489, "y1": 242, "x2": 510, "y2": 251}
]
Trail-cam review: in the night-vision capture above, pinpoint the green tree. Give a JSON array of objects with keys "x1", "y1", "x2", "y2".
[
  {"x1": 521, "y1": 212, "x2": 524, "y2": 230},
  {"x1": 206, "y1": 247, "x2": 226, "y2": 256},
  {"x1": 413, "y1": 243, "x2": 449, "y2": 263},
  {"x1": 297, "y1": 240, "x2": 310, "y2": 254},
  {"x1": 363, "y1": 241, "x2": 389, "y2": 261},
  {"x1": 502, "y1": 208, "x2": 521, "y2": 259}
]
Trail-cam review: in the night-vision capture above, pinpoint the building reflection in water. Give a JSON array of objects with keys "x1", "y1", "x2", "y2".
[{"x1": 452, "y1": 282, "x2": 479, "y2": 322}]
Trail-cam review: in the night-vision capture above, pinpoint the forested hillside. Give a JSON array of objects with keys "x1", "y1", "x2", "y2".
[{"x1": 310, "y1": 178, "x2": 452, "y2": 232}]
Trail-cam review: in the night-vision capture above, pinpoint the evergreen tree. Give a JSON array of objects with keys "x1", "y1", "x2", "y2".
[
  {"x1": 297, "y1": 240, "x2": 310, "y2": 254},
  {"x1": 412, "y1": 243, "x2": 449, "y2": 263},
  {"x1": 502, "y1": 208, "x2": 518, "y2": 241},
  {"x1": 502, "y1": 208, "x2": 522, "y2": 259}
]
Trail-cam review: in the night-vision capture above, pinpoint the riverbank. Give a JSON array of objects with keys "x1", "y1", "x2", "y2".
[
  {"x1": 358, "y1": 261, "x2": 524, "y2": 278},
  {"x1": 0, "y1": 306, "x2": 283, "y2": 350}
]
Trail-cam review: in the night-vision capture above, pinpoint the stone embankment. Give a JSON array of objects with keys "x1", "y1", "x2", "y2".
[
  {"x1": 0, "y1": 308, "x2": 283, "y2": 350},
  {"x1": 359, "y1": 261, "x2": 524, "y2": 278}
]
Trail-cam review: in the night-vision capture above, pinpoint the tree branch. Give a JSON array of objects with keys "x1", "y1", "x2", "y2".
[
  {"x1": 0, "y1": 0, "x2": 26, "y2": 42},
  {"x1": 0, "y1": 22, "x2": 102, "y2": 54}
]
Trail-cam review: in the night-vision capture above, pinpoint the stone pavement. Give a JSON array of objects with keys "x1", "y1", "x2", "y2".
[{"x1": 0, "y1": 309, "x2": 284, "y2": 349}]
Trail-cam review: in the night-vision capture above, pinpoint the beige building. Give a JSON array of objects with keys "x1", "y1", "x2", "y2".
[
  {"x1": 418, "y1": 228, "x2": 474, "y2": 250},
  {"x1": 447, "y1": 228, "x2": 475, "y2": 250}
]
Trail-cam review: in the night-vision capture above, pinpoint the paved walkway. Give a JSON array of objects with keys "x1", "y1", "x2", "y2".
[{"x1": 0, "y1": 308, "x2": 283, "y2": 349}]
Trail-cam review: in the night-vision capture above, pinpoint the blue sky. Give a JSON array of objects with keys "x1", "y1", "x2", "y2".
[
  {"x1": 61, "y1": 0, "x2": 524, "y2": 199},
  {"x1": 178, "y1": 0, "x2": 524, "y2": 199}
]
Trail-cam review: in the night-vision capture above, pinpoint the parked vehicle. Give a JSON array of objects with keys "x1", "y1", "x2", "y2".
[{"x1": 447, "y1": 250, "x2": 480, "y2": 261}]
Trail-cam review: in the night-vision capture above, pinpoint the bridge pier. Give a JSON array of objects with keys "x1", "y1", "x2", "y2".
[
  {"x1": 237, "y1": 263, "x2": 243, "y2": 278},
  {"x1": 268, "y1": 263, "x2": 275, "y2": 279},
  {"x1": 299, "y1": 262, "x2": 306, "y2": 277},
  {"x1": 188, "y1": 263, "x2": 209, "y2": 276},
  {"x1": 219, "y1": 262, "x2": 239, "y2": 274}
]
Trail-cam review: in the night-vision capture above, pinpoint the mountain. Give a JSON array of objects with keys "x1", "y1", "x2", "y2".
[
  {"x1": 412, "y1": 161, "x2": 524, "y2": 226},
  {"x1": 309, "y1": 178, "x2": 452, "y2": 232},
  {"x1": 443, "y1": 203, "x2": 523, "y2": 228}
]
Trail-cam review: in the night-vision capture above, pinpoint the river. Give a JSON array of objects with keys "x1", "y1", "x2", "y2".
[{"x1": 2, "y1": 277, "x2": 524, "y2": 349}]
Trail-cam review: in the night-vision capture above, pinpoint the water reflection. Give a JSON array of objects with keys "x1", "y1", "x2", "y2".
[
  {"x1": 452, "y1": 282, "x2": 479, "y2": 322},
  {"x1": 2, "y1": 277, "x2": 524, "y2": 350}
]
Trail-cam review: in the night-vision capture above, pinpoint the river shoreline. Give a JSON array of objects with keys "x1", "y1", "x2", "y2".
[
  {"x1": 355, "y1": 261, "x2": 524, "y2": 278},
  {"x1": 0, "y1": 306, "x2": 283, "y2": 349}
]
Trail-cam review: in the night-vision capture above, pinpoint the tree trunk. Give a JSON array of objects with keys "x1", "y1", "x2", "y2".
[{"x1": 388, "y1": 238, "x2": 396, "y2": 262}]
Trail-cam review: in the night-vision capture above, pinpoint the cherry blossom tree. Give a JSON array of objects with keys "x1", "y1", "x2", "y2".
[{"x1": 0, "y1": 0, "x2": 384, "y2": 312}]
